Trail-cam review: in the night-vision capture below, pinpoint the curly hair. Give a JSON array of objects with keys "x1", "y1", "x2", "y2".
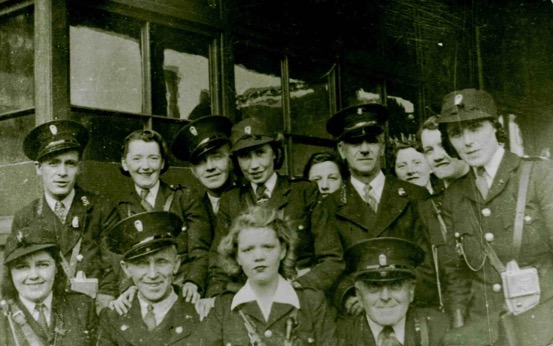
[
  {"x1": 218, "y1": 206, "x2": 298, "y2": 280},
  {"x1": 1, "y1": 248, "x2": 68, "y2": 300},
  {"x1": 303, "y1": 151, "x2": 349, "y2": 180},
  {"x1": 120, "y1": 129, "x2": 170, "y2": 176}
]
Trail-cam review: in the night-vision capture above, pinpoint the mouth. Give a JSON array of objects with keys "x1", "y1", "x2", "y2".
[
  {"x1": 54, "y1": 181, "x2": 68, "y2": 186},
  {"x1": 143, "y1": 282, "x2": 162, "y2": 289},
  {"x1": 205, "y1": 173, "x2": 221, "y2": 179},
  {"x1": 435, "y1": 161, "x2": 449, "y2": 168},
  {"x1": 249, "y1": 171, "x2": 265, "y2": 179},
  {"x1": 406, "y1": 176, "x2": 419, "y2": 182},
  {"x1": 253, "y1": 265, "x2": 267, "y2": 272},
  {"x1": 466, "y1": 149, "x2": 479, "y2": 156}
]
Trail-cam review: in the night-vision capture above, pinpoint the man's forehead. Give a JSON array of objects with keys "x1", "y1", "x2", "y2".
[
  {"x1": 39, "y1": 150, "x2": 81, "y2": 162},
  {"x1": 128, "y1": 245, "x2": 177, "y2": 262}
]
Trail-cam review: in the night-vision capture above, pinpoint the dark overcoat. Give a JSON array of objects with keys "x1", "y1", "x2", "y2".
[
  {"x1": 11, "y1": 186, "x2": 117, "y2": 296},
  {"x1": 97, "y1": 294, "x2": 202, "y2": 345},
  {"x1": 323, "y1": 176, "x2": 435, "y2": 308},
  {"x1": 0, "y1": 293, "x2": 97, "y2": 346},
  {"x1": 206, "y1": 174, "x2": 345, "y2": 297},
  {"x1": 200, "y1": 287, "x2": 338, "y2": 346},
  {"x1": 107, "y1": 181, "x2": 212, "y2": 293}
]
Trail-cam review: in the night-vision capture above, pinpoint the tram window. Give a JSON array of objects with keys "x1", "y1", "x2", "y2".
[
  {"x1": 70, "y1": 14, "x2": 142, "y2": 113},
  {"x1": 0, "y1": 115, "x2": 34, "y2": 164},
  {"x1": 150, "y1": 25, "x2": 211, "y2": 119},
  {"x1": 234, "y1": 44, "x2": 283, "y2": 131},
  {"x1": 0, "y1": 10, "x2": 34, "y2": 115},
  {"x1": 289, "y1": 59, "x2": 334, "y2": 139}
]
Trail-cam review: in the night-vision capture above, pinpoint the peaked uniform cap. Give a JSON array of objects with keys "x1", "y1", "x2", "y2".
[
  {"x1": 326, "y1": 103, "x2": 388, "y2": 141},
  {"x1": 230, "y1": 117, "x2": 277, "y2": 153},
  {"x1": 438, "y1": 89, "x2": 497, "y2": 124},
  {"x1": 172, "y1": 115, "x2": 232, "y2": 163},
  {"x1": 105, "y1": 211, "x2": 182, "y2": 260},
  {"x1": 4, "y1": 220, "x2": 58, "y2": 264},
  {"x1": 346, "y1": 237, "x2": 425, "y2": 281},
  {"x1": 24, "y1": 120, "x2": 89, "y2": 161}
]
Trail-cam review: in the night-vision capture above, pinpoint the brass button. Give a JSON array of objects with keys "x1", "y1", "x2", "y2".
[
  {"x1": 298, "y1": 225, "x2": 305, "y2": 230},
  {"x1": 481, "y1": 208, "x2": 491, "y2": 217},
  {"x1": 492, "y1": 284, "x2": 502, "y2": 292},
  {"x1": 264, "y1": 330, "x2": 273, "y2": 338},
  {"x1": 76, "y1": 254, "x2": 84, "y2": 262},
  {"x1": 524, "y1": 215, "x2": 532, "y2": 223},
  {"x1": 485, "y1": 233, "x2": 494, "y2": 242},
  {"x1": 182, "y1": 226, "x2": 187, "y2": 231}
]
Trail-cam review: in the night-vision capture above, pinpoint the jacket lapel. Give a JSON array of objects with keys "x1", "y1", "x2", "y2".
[
  {"x1": 154, "y1": 181, "x2": 170, "y2": 211},
  {"x1": 63, "y1": 187, "x2": 91, "y2": 255},
  {"x1": 486, "y1": 151, "x2": 520, "y2": 203},
  {"x1": 373, "y1": 176, "x2": 409, "y2": 237},
  {"x1": 15, "y1": 299, "x2": 51, "y2": 344},
  {"x1": 152, "y1": 296, "x2": 196, "y2": 345},
  {"x1": 120, "y1": 297, "x2": 154, "y2": 345},
  {"x1": 266, "y1": 302, "x2": 295, "y2": 328},
  {"x1": 267, "y1": 175, "x2": 291, "y2": 211},
  {"x1": 335, "y1": 181, "x2": 376, "y2": 233},
  {"x1": 238, "y1": 300, "x2": 267, "y2": 325}
]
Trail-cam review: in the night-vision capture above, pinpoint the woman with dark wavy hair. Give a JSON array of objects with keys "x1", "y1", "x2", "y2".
[
  {"x1": 0, "y1": 221, "x2": 96, "y2": 345},
  {"x1": 303, "y1": 151, "x2": 347, "y2": 197},
  {"x1": 201, "y1": 205, "x2": 338, "y2": 345}
]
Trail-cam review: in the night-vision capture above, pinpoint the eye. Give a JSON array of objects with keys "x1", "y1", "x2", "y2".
[
  {"x1": 389, "y1": 281, "x2": 405, "y2": 291},
  {"x1": 13, "y1": 263, "x2": 29, "y2": 270},
  {"x1": 240, "y1": 246, "x2": 253, "y2": 253},
  {"x1": 263, "y1": 244, "x2": 275, "y2": 250},
  {"x1": 310, "y1": 176, "x2": 321, "y2": 182},
  {"x1": 447, "y1": 127, "x2": 462, "y2": 138}
]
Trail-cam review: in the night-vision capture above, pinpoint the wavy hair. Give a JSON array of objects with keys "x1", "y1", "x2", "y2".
[
  {"x1": 120, "y1": 129, "x2": 170, "y2": 176},
  {"x1": 218, "y1": 206, "x2": 298, "y2": 280}
]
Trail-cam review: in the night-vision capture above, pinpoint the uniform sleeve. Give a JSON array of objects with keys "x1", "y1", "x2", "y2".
[
  {"x1": 94, "y1": 197, "x2": 120, "y2": 297},
  {"x1": 296, "y1": 184, "x2": 345, "y2": 293},
  {"x1": 96, "y1": 309, "x2": 118, "y2": 346},
  {"x1": 304, "y1": 289, "x2": 339, "y2": 346},
  {"x1": 533, "y1": 160, "x2": 553, "y2": 238},
  {"x1": 197, "y1": 296, "x2": 226, "y2": 346},
  {"x1": 177, "y1": 187, "x2": 212, "y2": 294}
]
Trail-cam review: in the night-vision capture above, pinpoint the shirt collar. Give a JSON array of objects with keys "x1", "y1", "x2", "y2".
[
  {"x1": 45, "y1": 188, "x2": 75, "y2": 213},
  {"x1": 474, "y1": 146, "x2": 505, "y2": 182},
  {"x1": 206, "y1": 193, "x2": 220, "y2": 214},
  {"x1": 135, "y1": 180, "x2": 160, "y2": 205},
  {"x1": 138, "y1": 289, "x2": 178, "y2": 325},
  {"x1": 350, "y1": 171, "x2": 385, "y2": 202},
  {"x1": 19, "y1": 292, "x2": 54, "y2": 322},
  {"x1": 366, "y1": 314, "x2": 406, "y2": 345},
  {"x1": 231, "y1": 275, "x2": 301, "y2": 311},
  {"x1": 251, "y1": 172, "x2": 278, "y2": 198}
]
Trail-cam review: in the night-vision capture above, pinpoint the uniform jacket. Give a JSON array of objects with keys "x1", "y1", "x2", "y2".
[
  {"x1": 442, "y1": 152, "x2": 553, "y2": 321},
  {"x1": 11, "y1": 186, "x2": 117, "y2": 296},
  {"x1": 322, "y1": 175, "x2": 435, "y2": 308},
  {"x1": 107, "y1": 181, "x2": 212, "y2": 293},
  {"x1": 0, "y1": 292, "x2": 97, "y2": 346},
  {"x1": 200, "y1": 287, "x2": 338, "y2": 346},
  {"x1": 336, "y1": 308, "x2": 449, "y2": 346},
  {"x1": 206, "y1": 174, "x2": 345, "y2": 297},
  {"x1": 97, "y1": 292, "x2": 202, "y2": 345}
]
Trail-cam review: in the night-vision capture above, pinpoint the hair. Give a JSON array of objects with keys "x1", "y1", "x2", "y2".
[
  {"x1": 303, "y1": 151, "x2": 349, "y2": 180},
  {"x1": 37, "y1": 148, "x2": 83, "y2": 164},
  {"x1": 120, "y1": 129, "x2": 170, "y2": 176},
  {"x1": 1, "y1": 247, "x2": 68, "y2": 300},
  {"x1": 232, "y1": 140, "x2": 285, "y2": 177},
  {"x1": 438, "y1": 118, "x2": 506, "y2": 159},
  {"x1": 218, "y1": 206, "x2": 298, "y2": 280}
]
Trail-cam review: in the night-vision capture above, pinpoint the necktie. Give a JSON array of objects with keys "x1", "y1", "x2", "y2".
[
  {"x1": 379, "y1": 326, "x2": 402, "y2": 346},
  {"x1": 475, "y1": 167, "x2": 489, "y2": 199},
  {"x1": 363, "y1": 184, "x2": 378, "y2": 212},
  {"x1": 54, "y1": 201, "x2": 67, "y2": 223},
  {"x1": 35, "y1": 303, "x2": 50, "y2": 336},
  {"x1": 144, "y1": 304, "x2": 157, "y2": 331},
  {"x1": 255, "y1": 184, "x2": 269, "y2": 205},
  {"x1": 140, "y1": 189, "x2": 154, "y2": 211}
]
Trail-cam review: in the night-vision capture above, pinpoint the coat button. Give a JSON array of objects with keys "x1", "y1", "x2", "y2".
[
  {"x1": 493, "y1": 284, "x2": 502, "y2": 292},
  {"x1": 307, "y1": 337, "x2": 315, "y2": 343},
  {"x1": 524, "y1": 215, "x2": 532, "y2": 223},
  {"x1": 481, "y1": 208, "x2": 491, "y2": 217},
  {"x1": 175, "y1": 326, "x2": 183, "y2": 334},
  {"x1": 182, "y1": 226, "x2": 187, "y2": 231},
  {"x1": 264, "y1": 330, "x2": 273, "y2": 338},
  {"x1": 76, "y1": 254, "x2": 84, "y2": 262},
  {"x1": 485, "y1": 233, "x2": 494, "y2": 242},
  {"x1": 298, "y1": 225, "x2": 304, "y2": 230}
]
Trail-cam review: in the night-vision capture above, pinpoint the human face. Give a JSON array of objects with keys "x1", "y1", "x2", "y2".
[
  {"x1": 236, "y1": 144, "x2": 275, "y2": 185},
  {"x1": 122, "y1": 140, "x2": 165, "y2": 189},
  {"x1": 11, "y1": 250, "x2": 57, "y2": 303},
  {"x1": 338, "y1": 139, "x2": 383, "y2": 183},
  {"x1": 446, "y1": 120, "x2": 500, "y2": 168},
  {"x1": 121, "y1": 246, "x2": 180, "y2": 303},
  {"x1": 356, "y1": 279, "x2": 415, "y2": 326},
  {"x1": 421, "y1": 129, "x2": 468, "y2": 182},
  {"x1": 35, "y1": 151, "x2": 81, "y2": 200},
  {"x1": 394, "y1": 148, "x2": 432, "y2": 188},
  {"x1": 308, "y1": 161, "x2": 343, "y2": 197},
  {"x1": 236, "y1": 227, "x2": 286, "y2": 288},
  {"x1": 192, "y1": 144, "x2": 232, "y2": 191}
]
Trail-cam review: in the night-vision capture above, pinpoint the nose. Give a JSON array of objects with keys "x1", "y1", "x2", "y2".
[
  {"x1": 249, "y1": 156, "x2": 261, "y2": 171},
  {"x1": 253, "y1": 247, "x2": 265, "y2": 261},
  {"x1": 138, "y1": 158, "x2": 152, "y2": 171},
  {"x1": 57, "y1": 163, "x2": 68, "y2": 176},
  {"x1": 433, "y1": 148, "x2": 447, "y2": 162},
  {"x1": 205, "y1": 157, "x2": 215, "y2": 170},
  {"x1": 319, "y1": 178, "x2": 330, "y2": 192},
  {"x1": 146, "y1": 261, "x2": 158, "y2": 278},
  {"x1": 28, "y1": 264, "x2": 39, "y2": 279},
  {"x1": 462, "y1": 129, "x2": 474, "y2": 146},
  {"x1": 406, "y1": 163, "x2": 417, "y2": 175},
  {"x1": 379, "y1": 286, "x2": 392, "y2": 301},
  {"x1": 359, "y1": 141, "x2": 371, "y2": 153}
]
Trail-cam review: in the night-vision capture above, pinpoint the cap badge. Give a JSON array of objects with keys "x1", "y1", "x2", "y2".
[
  {"x1": 16, "y1": 231, "x2": 24, "y2": 243},
  {"x1": 189, "y1": 126, "x2": 198, "y2": 136},
  {"x1": 134, "y1": 220, "x2": 144, "y2": 233},
  {"x1": 379, "y1": 254, "x2": 387, "y2": 266},
  {"x1": 454, "y1": 94, "x2": 463, "y2": 105},
  {"x1": 357, "y1": 107, "x2": 363, "y2": 115},
  {"x1": 245, "y1": 126, "x2": 251, "y2": 135},
  {"x1": 49, "y1": 124, "x2": 58, "y2": 135},
  {"x1": 398, "y1": 188, "x2": 406, "y2": 196}
]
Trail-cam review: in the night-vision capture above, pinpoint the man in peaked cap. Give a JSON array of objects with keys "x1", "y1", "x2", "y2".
[
  {"x1": 11, "y1": 119, "x2": 117, "y2": 312},
  {"x1": 337, "y1": 238, "x2": 449, "y2": 346},
  {"x1": 437, "y1": 89, "x2": 553, "y2": 345},
  {"x1": 205, "y1": 116, "x2": 344, "y2": 299},
  {"x1": 97, "y1": 211, "x2": 203, "y2": 345},
  {"x1": 322, "y1": 104, "x2": 435, "y2": 314}
]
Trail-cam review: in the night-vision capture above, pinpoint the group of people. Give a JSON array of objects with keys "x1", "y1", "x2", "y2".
[{"x1": 1, "y1": 88, "x2": 552, "y2": 346}]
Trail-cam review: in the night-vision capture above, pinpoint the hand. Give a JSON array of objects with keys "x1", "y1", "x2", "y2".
[
  {"x1": 95, "y1": 293, "x2": 115, "y2": 315},
  {"x1": 182, "y1": 282, "x2": 201, "y2": 304},
  {"x1": 108, "y1": 286, "x2": 137, "y2": 316},
  {"x1": 195, "y1": 297, "x2": 216, "y2": 321},
  {"x1": 344, "y1": 296, "x2": 364, "y2": 315}
]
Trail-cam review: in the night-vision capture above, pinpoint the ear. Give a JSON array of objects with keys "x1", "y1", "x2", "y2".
[
  {"x1": 337, "y1": 142, "x2": 346, "y2": 160},
  {"x1": 279, "y1": 244, "x2": 287, "y2": 261},
  {"x1": 120, "y1": 260, "x2": 131, "y2": 278},
  {"x1": 121, "y1": 157, "x2": 129, "y2": 172},
  {"x1": 76, "y1": 160, "x2": 83, "y2": 175},
  {"x1": 172, "y1": 255, "x2": 181, "y2": 275},
  {"x1": 34, "y1": 161, "x2": 42, "y2": 175},
  {"x1": 191, "y1": 165, "x2": 200, "y2": 179},
  {"x1": 408, "y1": 281, "x2": 416, "y2": 304},
  {"x1": 354, "y1": 282, "x2": 365, "y2": 309}
]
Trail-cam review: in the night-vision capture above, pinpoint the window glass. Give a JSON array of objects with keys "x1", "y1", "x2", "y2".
[
  {"x1": 70, "y1": 13, "x2": 142, "y2": 113},
  {"x1": 291, "y1": 142, "x2": 335, "y2": 178},
  {"x1": 0, "y1": 10, "x2": 34, "y2": 114},
  {"x1": 234, "y1": 44, "x2": 283, "y2": 131},
  {"x1": 0, "y1": 115, "x2": 34, "y2": 164},
  {"x1": 150, "y1": 25, "x2": 211, "y2": 119}
]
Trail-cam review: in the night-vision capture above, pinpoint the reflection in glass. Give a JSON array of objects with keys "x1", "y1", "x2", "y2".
[
  {"x1": 0, "y1": 115, "x2": 34, "y2": 163},
  {"x1": 70, "y1": 26, "x2": 142, "y2": 113},
  {"x1": 0, "y1": 11, "x2": 34, "y2": 114}
]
